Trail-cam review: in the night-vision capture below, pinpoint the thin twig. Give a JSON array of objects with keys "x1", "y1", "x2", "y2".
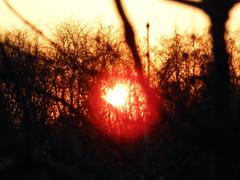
[{"x1": 3, "y1": 0, "x2": 68, "y2": 57}]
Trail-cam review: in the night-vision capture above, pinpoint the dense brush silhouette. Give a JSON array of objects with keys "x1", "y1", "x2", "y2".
[{"x1": 0, "y1": 0, "x2": 240, "y2": 179}]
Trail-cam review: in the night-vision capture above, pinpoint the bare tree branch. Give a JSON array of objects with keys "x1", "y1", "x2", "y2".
[
  {"x1": 114, "y1": 0, "x2": 144, "y2": 77},
  {"x1": 3, "y1": 0, "x2": 44, "y2": 36},
  {"x1": 166, "y1": 0, "x2": 204, "y2": 10},
  {"x1": 3, "y1": 0, "x2": 67, "y2": 57},
  {"x1": 113, "y1": 0, "x2": 156, "y2": 119},
  {"x1": 167, "y1": 0, "x2": 239, "y2": 14}
]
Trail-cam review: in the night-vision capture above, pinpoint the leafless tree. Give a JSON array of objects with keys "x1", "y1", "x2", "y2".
[
  {"x1": 1, "y1": 0, "x2": 240, "y2": 179},
  {"x1": 114, "y1": 0, "x2": 240, "y2": 179}
]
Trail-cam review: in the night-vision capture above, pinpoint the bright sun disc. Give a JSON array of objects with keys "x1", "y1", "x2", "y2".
[{"x1": 104, "y1": 83, "x2": 129, "y2": 107}]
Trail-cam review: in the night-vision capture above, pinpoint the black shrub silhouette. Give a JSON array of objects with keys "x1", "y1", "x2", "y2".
[{"x1": 0, "y1": 0, "x2": 240, "y2": 179}]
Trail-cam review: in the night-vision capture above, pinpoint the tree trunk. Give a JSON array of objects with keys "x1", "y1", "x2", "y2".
[{"x1": 208, "y1": 8, "x2": 234, "y2": 180}]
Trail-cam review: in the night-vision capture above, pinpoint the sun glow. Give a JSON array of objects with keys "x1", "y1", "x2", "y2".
[
  {"x1": 103, "y1": 83, "x2": 129, "y2": 107},
  {"x1": 88, "y1": 73, "x2": 160, "y2": 142}
]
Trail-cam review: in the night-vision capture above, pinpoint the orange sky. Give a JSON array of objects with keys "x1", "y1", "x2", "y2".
[{"x1": 0, "y1": 0, "x2": 240, "y2": 45}]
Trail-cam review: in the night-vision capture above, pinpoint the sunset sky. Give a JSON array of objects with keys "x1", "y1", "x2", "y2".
[{"x1": 0, "y1": 0, "x2": 240, "y2": 45}]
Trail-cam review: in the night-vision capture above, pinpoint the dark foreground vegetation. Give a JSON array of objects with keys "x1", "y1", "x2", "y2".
[{"x1": 0, "y1": 20, "x2": 240, "y2": 180}]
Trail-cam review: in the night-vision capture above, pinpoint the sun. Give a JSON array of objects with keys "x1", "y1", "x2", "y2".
[
  {"x1": 88, "y1": 72, "x2": 160, "y2": 142},
  {"x1": 103, "y1": 83, "x2": 129, "y2": 107}
]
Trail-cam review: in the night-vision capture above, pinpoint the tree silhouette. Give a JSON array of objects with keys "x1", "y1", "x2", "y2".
[
  {"x1": 0, "y1": 0, "x2": 239, "y2": 180},
  {"x1": 166, "y1": 1, "x2": 239, "y2": 179},
  {"x1": 115, "y1": 0, "x2": 239, "y2": 179}
]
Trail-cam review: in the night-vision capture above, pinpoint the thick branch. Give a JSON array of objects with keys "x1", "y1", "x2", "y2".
[
  {"x1": 114, "y1": 0, "x2": 144, "y2": 73},
  {"x1": 166, "y1": 0, "x2": 204, "y2": 10}
]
